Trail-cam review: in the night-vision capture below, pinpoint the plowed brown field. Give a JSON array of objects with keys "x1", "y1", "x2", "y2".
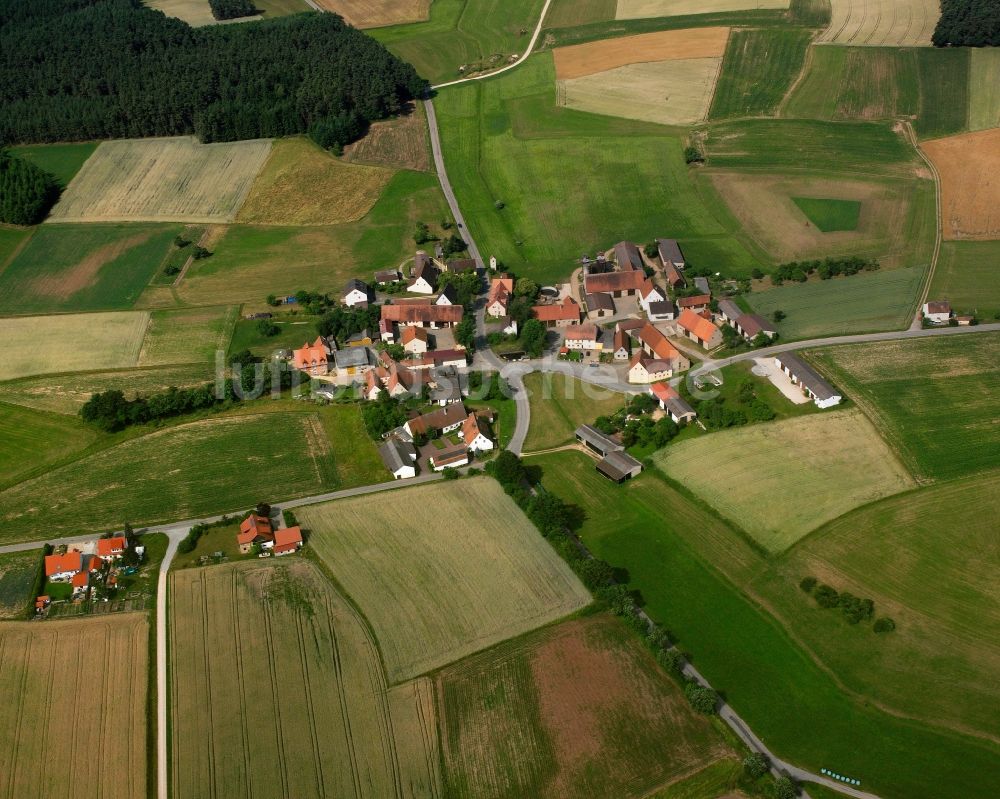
[{"x1": 923, "y1": 129, "x2": 1000, "y2": 240}]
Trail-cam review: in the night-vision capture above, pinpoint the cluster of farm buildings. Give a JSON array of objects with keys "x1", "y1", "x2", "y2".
[{"x1": 39, "y1": 535, "x2": 144, "y2": 610}]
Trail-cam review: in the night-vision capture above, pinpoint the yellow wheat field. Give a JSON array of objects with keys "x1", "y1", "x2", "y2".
[
  {"x1": 49, "y1": 137, "x2": 272, "y2": 223},
  {"x1": 314, "y1": 0, "x2": 430, "y2": 28},
  {"x1": 300, "y1": 478, "x2": 592, "y2": 682},
  {"x1": 923, "y1": 129, "x2": 1000, "y2": 240},
  {"x1": 0, "y1": 614, "x2": 148, "y2": 799},
  {"x1": 616, "y1": 0, "x2": 788, "y2": 20},
  {"x1": 553, "y1": 27, "x2": 730, "y2": 79},
  {"x1": 818, "y1": 0, "x2": 939, "y2": 46}
]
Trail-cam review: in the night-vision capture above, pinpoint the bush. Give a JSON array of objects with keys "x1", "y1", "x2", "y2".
[
  {"x1": 799, "y1": 576, "x2": 817, "y2": 593},
  {"x1": 773, "y1": 775, "x2": 798, "y2": 799},
  {"x1": 442, "y1": 467, "x2": 460, "y2": 480},
  {"x1": 743, "y1": 752, "x2": 769, "y2": 780},
  {"x1": 656, "y1": 648, "x2": 685, "y2": 675},
  {"x1": 813, "y1": 583, "x2": 839, "y2": 609},
  {"x1": 256, "y1": 319, "x2": 280, "y2": 337},
  {"x1": 209, "y1": 0, "x2": 257, "y2": 20},
  {"x1": 282, "y1": 510, "x2": 298, "y2": 528},
  {"x1": 873, "y1": 616, "x2": 896, "y2": 634},
  {"x1": 684, "y1": 145, "x2": 705, "y2": 164},
  {"x1": 0, "y1": 149, "x2": 60, "y2": 225},
  {"x1": 684, "y1": 682, "x2": 718, "y2": 714}
]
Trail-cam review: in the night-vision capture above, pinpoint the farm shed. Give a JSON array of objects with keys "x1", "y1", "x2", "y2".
[
  {"x1": 586, "y1": 292, "x2": 616, "y2": 318},
  {"x1": 596, "y1": 450, "x2": 644, "y2": 483},
  {"x1": 575, "y1": 424, "x2": 623, "y2": 456},
  {"x1": 380, "y1": 439, "x2": 417, "y2": 479},
  {"x1": 657, "y1": 238, "x2": 686, "y2": 269},
  {"x1": 774, "y1": 352, "x2": 842, "y2": 408}
]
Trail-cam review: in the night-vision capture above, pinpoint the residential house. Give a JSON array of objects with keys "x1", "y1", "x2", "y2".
[
  {"x1": 956, "y1": 315, "x2": 974, "y2": 326},
  {"x1": 237, "y1": 514, "x2": 273, "y2": 554},
  {"x1": 647, "y1": 300, "x2": 675, "y2": 322},
  {"x1": 638, "y1": 279, "x2": 666, "y2": 312},
  {"x1": 649, "y1": 382, "x2": 697, "y2": 424},
  {"x1": 343, "y1": 279, "x2": 372, "y2": 307},
  {"x1": 293, "y1": 337, "x2": 332, "y2": 375},
  {"x1": 616, "y1": 318, "x2": 646, "y2": 337},
  {"x1": 693, "y1": 276, "x2": 711, "y2": 295},
  {"x1": 628, "y1": 352, "x2": 677, "y2": 384},
  {"x1": 374, "y1": 268, "x2": 401, "y2": 285},
  {"x1": 563, "y1": 323, "x2": 601, "y2": 352},
  {"x1": 405, "y1": 402, "x2": 467, "y2": 437},
  {"x1": 379, "y1": 438, "x2": 418, "y2": 479},
  {"x1": 717, "y1": 299, "x2": 742, "y2": 324},
  {"x1": 486, "y1": 277, "x2": 514, "y2": 317},
  {"x1": 733, "y1": 313, "x2": 777, "y2": 342},
  {"x1": 677, "y1": 309, "x2": 722, "y2": 349},
  {"x1": 664, "y1": 262, "x2": 686, "y2": 289},
  {"x1": 409, "y1": 253, "x2": 440, "y2": 294},
  {"x1": 636, "y1": 322, "x2": 690, "y2": 373},
  {"x1": 407, "y1": 349, "x2": 469, "y2": 370},
  {"x1": 273, "y1": 527, "x2": 304, "y2": 556},
  {"x1": 381, "y1": 302, "x2": 463, "y2": 329},
  {"x1": 96, "y1": 536, "x2": 126, "y2": 561},
  {"x1": 612, "y1": 328, "x2": 631, "y2": 361},
  {"x1": 774, "y1": 352, "x2": 842, "y2": 408},
  {"x1": 499, "y1": 316, "x2": 518, "y2": 336},
  {"x1": 613, "y1": 241, "x2": 644, "y2": 272},
  {"x1": 436, "y1": 284, "x2": 458, "y2": 306},
  {"x1": 365, "y1": 359, "x2": 415, "y2": 400},
  {"x1": 586, "y1": 292, "x2": 615, "y2": 319},
  {"x1": 922, "y1": 301, "x2": 952, "y2": 324},
  {"x1": 677, "y1": 294, "x2": 711, "y2": 313},
  {"x1": 533, "y1": 296, "x2": 580, "y2": 327},
  {"x1": 334, "y1": 347, "x2": 372, "y2": 376},
  {"x1": 379, "y1": 319, "x2": 396, "y2": 343},
  {"x1": 430, "y1": 366, "x2": 464, "y2": 405},
  {"x1": 462, "y1": 412, "x2": 494, "y2": 453},
  {"x1": 44, "y1": 552, "x2": 99, "y2": 583},
  {"x1": 657, "y1": 238, "x2": 686, "y2": 270},
  {"x1": 401, "y1": 326, "x2": 429, "y2": 355},
  {"x1": 430, "y1": 446, "x2": 470, "y2": 471}
]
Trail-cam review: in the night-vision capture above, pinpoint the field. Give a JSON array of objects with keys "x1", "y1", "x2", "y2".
[
  {"x1": 164, "y1": 170, "x2": 451, "y2": 308},
  {"x1": 552, "y1": 28, "x2": 730, "y2": 79},
  {"x1": 0, "y1": 311, "x2": 149, "y2": 381},
  {"x1": 136, "y1": 305, "x2": 238, "y2": 366},
  {"x1": 343, "y1": 102, "x2": 432, "y2": 171},
  {"x1": 0, "y1": 550, "x2": 39, "y2": 618},
  {"x1": 522, "y1": 373, "x2": 627, "y2": 451},
  {"x1": 748, "y1": 266, "x2": 925, "y2": 338},
  {"x1": 930, "y1": 241, "x2": 1000, "y2": 318},
  {"x1": 49, "y1": 136, "x2": 271, "y2": 223},
  {"x1": 656, "y1": 409, "x2": 914, "y2": 552},
  {"x1": 923, "y1": 129, "x2": 1000, "y2": 240},
  {"x1": 147, "y1": 0, "x2": 261, "y2": 25},
  {"x1": 531, "y1": 450, "x2": 1000, "y2": 799},
  {"x1": 237, "y1": 137, "x2": 393, "y2": 225},
  {"x1": 315, "y1": 0, "x2": 428, "y2": 27},
  {"x1": 300, "y1": 478, "x2": 591, "y2": 681},
  {"x1": 545, "y1": 0, "x2": 617, "y2": 27},
  {"x1": 9, "y1": 142, "x2": 98, "y2": 186},
  {"x1": 0, "y1": 615, "x2": 148, "y2": 798},
  {"x1": 707, "y1": 171, "x2": 934, "y2": 265},
  {"x1": 806, "y1": 334, "x2": 1000, "y2": 481},
  {"x1": 0, "y1": 403, "x2": 100, "y2": 490},
  {"x1": 791, "y1": 197, "x2": 861, "y2": 231},
  {"x1": 370, "y1": 0, "x2": 547, "y2": 85},
  {"x1": 437, "y1": 614, "x2": 731, "y2": 798},
  {"x1": 615, "y1": 0, "x2": 789, "y2": 18},
  {"x1": 0, "y1": 227, "x2": 31, "y2": 270},
  {"x1": 0, "y1": 411, "x2": 341, "y2": 541},
  {"x1": 818, "y1": 0, "x2": 939, "y2": 45},
  {"x1": 0, "y1": 364, "x2": 213, "y2": 415},
  {"x1": 969, "y1": 48, "x2": 1000, "y2": 132},
  {"x1": 170, "y1": 560, "x2": 441, "y2": 798},
  {"x1": 708, "y1": 28, "x2": 813, "y2": 119},
  {"x1": 0, "y1": 223, "x2": 180, "y2": 314},
  {"x1": 435, "y1": 54, "x2": 764, "y2": 283}
]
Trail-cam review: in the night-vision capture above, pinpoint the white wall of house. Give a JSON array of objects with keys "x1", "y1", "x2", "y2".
[
  {"x1": 344, "y1": 289, "x2": 368, "y2": 307},
  {"x1": 409, "y1": 277, "x2": 435, "y2": 294}
]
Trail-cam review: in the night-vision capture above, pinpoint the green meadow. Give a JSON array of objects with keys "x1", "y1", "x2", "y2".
[
  {"x1": 930, "y1": 241, "x2": 1000, "y2": 319},
  {"x1": 791, "y1": 197, "x2": 861, "y2": 231},
  {"x1": 9, "y1": 142, "x2": 97, "y2": 187},
  {"x1": 0, "y1": 402, "x2": 100, "y2": 490},
  {"x1": 0, "y1": 549, "x2": 40, "y2": 618}
]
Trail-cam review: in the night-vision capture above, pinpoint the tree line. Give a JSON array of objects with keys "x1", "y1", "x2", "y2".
[
  {"x1": 0, "y1": 149, "x2": 60, "y2": 225},
  {"x1": 209, "y1": 0, "x2": 256, "y2": 20},
  {"x1": 0, "y1": 0, "x2": 427, "y2": 149},
  {"x1": 934, "y1": 0, "x2": 1000, "y2": 46}
]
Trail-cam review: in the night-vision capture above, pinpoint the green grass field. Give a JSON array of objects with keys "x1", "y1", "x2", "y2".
[
  {"x1": 522, "y1": 373, "x2": 627, "y2": 451},
  {"x1": 930, "y1": 241, "x2": 1000, "y2": 319},
  {"x1": 9, "y1": 142, "x2": 98, "y2": 186},
  {"x1": 656, "y1": 409, "x2": 914, "y2": 552},
  {"x1": 913, "y1": 48, "x2": 970, "y2": 140},
  {"x1": 436, "y1": 54, "x2": 763, "y2": 282},
  {"x1": 532, "y1": 450, "x2": 1000, "y2": 799},
  {"x1": 0, "y1": 410, "x2": 344, "y2": 542},
  {"x1": 0, "y1": 402, "x2": 100, "y2": 490},
  {"x1": 0, "y1": 226, "x2": 32, "y2": 270},
  {"x1": 806, "y1": 334, "x2": 1000, "y2": 481},
  {"x1": 0, "y1": 550, "x2": 40, "y2": 618},
  {"x1": 969, "y1": 48, "x2": 1000, "y2": 131},
  {"x1": 791, "y1": 197, "x2": 861, "y2": 231},
  {"x1": 370, "y1": 0, "x2": 546, "y2": 85},
  {"x1": 748, "y1": 265, "x2": 925, "y2": 339},
  {"x1": 228, "y1": 313, "x2": 321, "y2": 358},
  {"x1": 0, "y1": 223, "x2": 180, "y2": 314},
  {"x1": 137, "y1": 305, "x2": 238, "y2": 366},
  {"x1": 708, "y1": 28, "x2": 813, "y2": 119}
]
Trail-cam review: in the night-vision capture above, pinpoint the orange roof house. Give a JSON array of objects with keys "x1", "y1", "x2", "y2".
[
  {"x1": 533, "y1": 296, "x2": 580, "y2": 326},
  {"x1": 273, "y1": 526, "x2": 304, "y2": 556},
  {"x1": 293, "y1": 337, "x2": 331, "y2": 375},
  {"x1": 97, "y1": 536, "x2": 126, "y2": 559},
  {"x1": 237, "y1": 514, "x2": 274, "y2": 553},
  {"x1": 45, "y1": 552, "x2": 83, "y2": 578},
  {"x1": 677, "y1": 294, "x2": 711, "y2": 310},
  {"x1": 71, "y1": 570, "x2": 90, "y2": 590},
  {"x1": 677, "y1": 308, "x2": 722, "y2": 349},
  {"x1": 381, "y1": 303, "x2": 462, "y2": 328}
]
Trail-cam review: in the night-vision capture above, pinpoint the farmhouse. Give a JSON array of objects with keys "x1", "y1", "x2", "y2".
[
  {"x1": 584, "y1": 267, "x2": 646, "y2": 298},
  {"x1": 462, "y1": 412, "x2": 494, "y2": 453},
  {"x1": 677, "y1": 294, "x2": 711, "y2": 312},
  {"x1": 717, "y1": 298, "x2": 742, "y2": 324},
  {"x1": 430, "y1": 366, "x2": 464, "y2": 405},
  {"x1": 342, "y1": 279, "x2": 372, "y2": 308},
  {"x1": 576, "y1": 424, "x2": 623, "y2": 456},
  {"x1": 365, "y1": 359, "x2": 416, "y2": 400},
  {"x1": 436, "y1": 285, "x2": 458, "y2": 306},
  {"x1": 612, "y1": 328, "x2": 631, "y2": 360},
  {"x1": 409, "y1": 253, "x2": 440, "y2": 294},
  {"x1": 664, "y1": 263, "x2": 686, "y2": 289},
  {"x1": 381, "y1": 302, "x2": 462, "y2": 329},
  {"x1": 533, "y1": 296, "x2": 580, "y2": 327},
  {"x1": 405, "y1": 402, "x2": 467, "y2": 436},
  {"x1": 97, "y1": 536, "x2": 126, "y2": 560},
  {"x1": 586, "y1": 292, "x2": 616, "y2": 318},
  {"x1": 237, "y1": 513, "x2": 273, "y2": 554},
  {"x1": 628, "y1": 352, "x2": 676, "y2": 384},
  {"x1": 636, "y1": 322, "x2": 689, "y2": 373},
  {"x1": 379, "y1": 319, "x2": 396, "y2": 342},
  {"x1": 401, "y1": 326, "x2": 429, "y2": 354},
  {"x1": 677, "y1": 309, "x2": 722, "y2": 349},
  {"x1": 922, "y1": 300, "x2": 952, "y2": 324},
  {"x1": 574, "y1": 425, "x2": 643, "y2": 483},
  {"x1": 379, "y1": 438, "x2": 418, "y2": 479},
  {"x1": 649, "y1": 382, "x2": 697, "y2": 424},
  {"x1": 487, "y1": 277, "x2": 514, "y2": 317},
  {"x1": 563, "y1": 323, "x2": 602, "y2": 352},
  {"x1": 446, "y1": 258, "x2": 477, "y2": 274},
  {"x1": 273, "y1": 527, "x2": 304, "y2": 556},
  {"x1": 614, "y1": 240, "x2": 644, "y2": 272},
  {"x1": 733, "y1": 313, "x2": 776, "y2": 342},
  {"x1": 374, "y1": 268, "x2": 402, "y2": 285},
  {"x1": 44, "y1": 551, "x2": 100, "y2": 582},
  {"x1": 407, "y1": 348, "x2": 469, "y2": 370},
  {"x1": 430, "y1": 446, "x2": 470, "y2": 471},
  {"x1": 657, "y1": 238, "x2": 685, "y2": 269},
  {"x1": 647, "y1": 299, "x2": 675, "y2": 322},
  {"x1": 774, "y1": 352, "x2": 842, "y2": 409},
  {"x1": 293, "y1": 337, "x2": 332, "y2": 375},
  {"x1": 334, "y1": 347, "x2": 372, "y2": 376},
  {"x1": 639, "y1": 279, "x2": 666, "y2": 312}
]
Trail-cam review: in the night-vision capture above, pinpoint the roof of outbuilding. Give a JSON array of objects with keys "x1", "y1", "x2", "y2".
[{"x1": 775, "y1": 352, "x2": 839, "y2": 401}]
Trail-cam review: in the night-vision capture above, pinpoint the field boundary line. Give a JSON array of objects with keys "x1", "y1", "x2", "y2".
[
  {"x1": 776, "y1": 33, "x2": 818, "y2": 117},
  {"x1": 902, "y1": 120, "x2": 942, "y2": 321},
  {"x1": 0, "y1": 227, "x2": 35, "y2": 280}
]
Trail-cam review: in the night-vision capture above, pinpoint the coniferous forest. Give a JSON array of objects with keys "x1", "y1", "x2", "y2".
[
  {"x1": 934, "y1": 0, "x2": 1000, "y2": 46},
  {"x1": 0, "y1": 149, "x2": 60, "y2": 225},
  {"x1": 0, "y1": 0, "x2": 428, "y2": 146}
]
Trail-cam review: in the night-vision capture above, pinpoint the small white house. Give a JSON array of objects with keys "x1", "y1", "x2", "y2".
[
  {"x1": 922, "y1": 300, "x2": 952, "y2": 324},
  {"x1": 563, "y1": 323, "x2": 601, "y2": 351},
  {"x1": 379, "y1": 439, "x2": 417, "y2": 479},
  {"x1": 639, "y1": 281, "x2": 666, "y2": 312},
  {"x1": 343, "y1": 279, "x2": 372, "y2": 307},
  {"x1": 463, "y1": 413, "x2": 494, "y2": 453}
]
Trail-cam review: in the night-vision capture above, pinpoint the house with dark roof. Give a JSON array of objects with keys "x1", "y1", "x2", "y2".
[
  {"x1": 586, "y1": 292, "x2": 615, "y2": 318},
  {"x1": 405, "y1": 403, "x2": 468, "y2": 436},
  {"x1": 409, "y1": 253, "x2": 440, "y2": 294},
  {"x1": 575, "y1": 425, "x2": 623, "y2": 456},
  {"x1": 664, "y1": 262, "x2": 685, "y2": 289},
  {"x1": 374, "y1": 268, "x2": 402, "y2": 285},
  {"x1": 649, "y1": 382, "x2": 697, "y2": 424},
  {"x1": 733, "y1": 313, "x2": 776, "y2": 342},
  {"x1": 647, "y1": 299, "x2": 675, "y2": 322},
  {"x1": 436, "y1": 284, "x2": 458, "y2": 306},
  {"x1": 657, "y1": 238, "x2": 685, "y2": 269},
  {"x1": 343, "y1": 279, "x2": 372, "y2": 307},
  {"x1": 922, "y1": 300, "x2": 952, "y2": 324},
  {"x1": 774, "y1": 352, "x2": 842, "y2": 408},
  {"x1": 717, "y1": 299, "x2": 742, "y2": 324},
  {"x1": 693, "y1": 276, "x2": 711, "y2": 295},
  {"x1": 446, "y1": 258, "x2": 477, "y2": 274},
  {"x1": 380, "y1": 438, "x2": 418, "y2": 479},
  {"x1": 677, "y1": 294, "x2": 711, "y2": 312},
  {"x1": 614, "y1": 241, "x2": 644, "y2": 272},
  {"x1": 334, "y1": 346, "x2": 372, "y2": 376},
  {"x1": 596, "y1": 450, "x2": 643, "y2": 483}
]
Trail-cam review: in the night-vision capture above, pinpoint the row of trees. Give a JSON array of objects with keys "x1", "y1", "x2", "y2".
[
  {"x1": 800, "y1": 577, "x2": 896, "y2": 633},
  {"x1": 934, "y1": 0, "x2": 1000, "y2": 46},
  {"x1": 0, "y1": 149, "x2": 60, "y2": 225},
  {"x1": 772, "y1": 256, "x2": 879, "y2": 285},
  {"x1": 0, "y1": 1, "x2": 427, "y2": 148}
]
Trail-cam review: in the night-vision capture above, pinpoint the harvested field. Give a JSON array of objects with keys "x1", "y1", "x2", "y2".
[
  {"x1": 238, "y1": 137, "x2": 393, "y2": 225},
  {"x1": 315, "y1": 0, "x2": 429, "y2": 28},
  {"x1": 0, "y1": 312, "x2": 149, "y2": 382},
  {"x1": 552, "y1": 27, "x2": 729, "y2": 80},
  {"x1": 923, "y1": 129, "x2": 1000, "y2": 240},
  {"x1": 437, "y1": 614, "x2": 731, "y2": 799},
  {"x1": 137, "y1": 305, "x2": 239, "y2": 366},
  {"x1": 0, "y1": 403, "x2": 99, "y2": 490},
  {"x1": 0, "y1": 411, "x2": 339, "y2": 541},
  {"x1": 0, "y1": 223, "x2": 180, "y2": 314},
  {"x1": 523, "y1": 373, "x2": 626, "y2": 451},
  {"x1": 657, "y1": 409, "x2": 915, "y2": 552},
  {"x1": 0, "y1": 615, "x2": 148, "y2": 798},
  {"x1": 969, "y1": 48, "x2": 1000, "y2": 132},
  {"x1": 0, "y1": 364, "x2": 213, "y2": 416},
  {"x1": 819, "y1": 0, "x2": 939, "y2": 45},
  {"x1": 0, "y1": 550, "x2": 40, "y2": 618},
  {"x1": 616, "y1": 0, "x2": 788, "y2": 18},
  {"x1": 343, "y1": 103, "x2": 432, "y2": 171},
  {"x1": 170, "y1": 561, "x2": 441, "y2": 799},
  {"x1": 300, "y1": 478, "x2": 591, "y2": 681},
  {"x1": 148, "y1": 0, "x2": 261, "y2": 26},
  {"x1": 559, "y1": 58, "x2": 723, "y2": 125},
  {"x1": 49, "y1": 137, "x2": 271, "y2": 223}
]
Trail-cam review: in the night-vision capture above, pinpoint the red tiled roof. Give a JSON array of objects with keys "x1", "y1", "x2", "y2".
[
  {"x1": 564, "y1": 323, "x2": 598, "y2": 342},
  {"x1": 401, "y1": 326, "x2": 428, "y2": 344},
  {"x1": 71, "y1": 571, "x2": 89, "y2": 589},
  {"x1": 533, "y1": 296, "x2": 580, "y2": 322},
  {"x1": 97, "y1": 537, "x2": 126, "y2": 557},
  {"x1": 238, "y1": 514, "x2": 273, "y2": 545},
  {"x1": 584, "y1": 269, "x2": 646, "y2": 294},
  {"x1": 381, "y1": 304, "x2": 462, "y2": 324},
  {"x1": 293, "y1": 337, "x2": 329, "y2": 370},
  {"x1": 677, "y1": 308, "x2": 719, "y2": 343},
  {"x1": 677, "y1": 294, "x2": 711, "y2": 308},
  {"x1": 637, "y1": 323, "x2": 680, "y2": 361},
  {"x1": 45, "y1": 552, "x2": 82, "y2": 577},
  {"x1": 273, "y1": 526, "x2": 303, "y2": 552},
  {"x1": 649, "y1": 382, "x2": 678, "y2": 402},
  {"x1": 407, "y1": 402, "x2": 467, "y2": 435}
]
